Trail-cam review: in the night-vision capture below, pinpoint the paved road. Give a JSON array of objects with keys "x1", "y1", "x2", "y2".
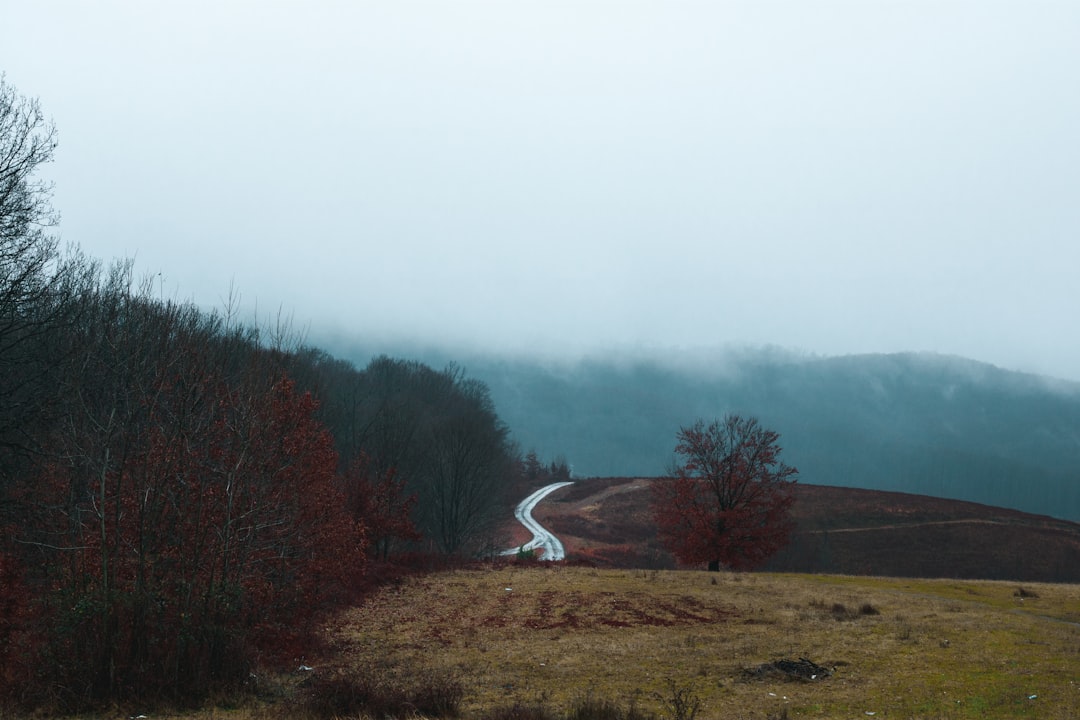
[{"x1": 502, "y1": 481, "x2": 574, "y2": 561}]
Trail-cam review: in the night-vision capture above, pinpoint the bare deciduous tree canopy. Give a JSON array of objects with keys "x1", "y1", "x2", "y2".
[{"x1": 652, "y1": 415, "x2": 797, "y2": 571}]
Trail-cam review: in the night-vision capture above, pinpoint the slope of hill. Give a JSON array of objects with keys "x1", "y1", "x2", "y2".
[
  {"x1": 529, "y1": 478, "x2": 1080, "y2": 582},
  {"x1": 326, "y1": 341, "x2": 1080, "y2": 521},
  {"x1": 467, "y1": 350, "x2": 1080, "y2": 522}
]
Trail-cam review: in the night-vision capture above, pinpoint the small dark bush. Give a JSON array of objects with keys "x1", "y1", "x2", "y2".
[
  {"x1": 859, "y1": 602, "x2": 881, "y2": 616},
  {"x1": 656, "y1": 679, "x2": 703, "y2": 720},
  {"x1": 483, "y1": 696, "x2": 658, "y2": 720},
  {"x1": 300, "y1": 665, "x2": 463, "y2": 719},
  {"x1": 482, "y1": 702, "x2": 558, "y2": 720},
  {"x1": 410, "y1": 668, "x2": 466, "y2": 717},
  {"x1": 1014, "y1": 587, "x2": 1039, "y2": 599},
  {"x1": 567, "y1": 695, "x2": 657, "y2": 720}
]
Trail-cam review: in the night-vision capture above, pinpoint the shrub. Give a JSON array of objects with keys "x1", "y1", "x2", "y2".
[
  {"x1": 567, "y1": 695, "x2": 657, "y2": 720},
  {"x1": 482, "y1": 702, "x2": 558, "y2": 720},
  {"x1": 482, "y1": 696, "x2": 658, "y2": 720},
  {"x1": 299, "y1": 665, "x2": 464, "y2": 719},
  {"x1": 656, "y1": 679, "x2": 703, "y2": 720}
]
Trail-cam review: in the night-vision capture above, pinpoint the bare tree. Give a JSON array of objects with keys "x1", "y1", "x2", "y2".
[
  {"x1": 0, "y1": 73, "x2": 57, "y2": 250},
  {"x1": 0, "y1": 75, "x2": 79, "y2": 488},
  {"x1": 422, "y1": 374, "x2": 513, "y2": 554},
  {"x1": 651, "y1": 415, "x2": 797, "y2": 571}
]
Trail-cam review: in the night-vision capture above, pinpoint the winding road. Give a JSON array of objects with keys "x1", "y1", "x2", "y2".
[{"x1": 502, "y1": 481, "x2": 574, "y2": 561}]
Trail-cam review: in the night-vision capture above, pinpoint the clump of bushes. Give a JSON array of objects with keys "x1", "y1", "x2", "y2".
[
  {"x1": 298, "y1": 665, "x2": 465, "y2": 719},
  {"x1": 806, "y1": 599, "x2": 881, "y2": 621},
  {"x1": 481, "y1": 695, "x2": 659, "y2": 720}
]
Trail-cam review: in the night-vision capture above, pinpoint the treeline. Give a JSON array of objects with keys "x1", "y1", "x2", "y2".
[
  {"x1": 0, "y1": 264, "x2": 523, "y2": 709},
  {"x1": 0, "y1": 76, "x2": 525, "y2": 711}
]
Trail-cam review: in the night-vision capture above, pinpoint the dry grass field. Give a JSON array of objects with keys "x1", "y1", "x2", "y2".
[
  {"x1": 289, "y1": 565, "x2": 1080, "y2": 719},
  {"x1": 28, "y1": 566, "x2": 1078, "y2": 720}
]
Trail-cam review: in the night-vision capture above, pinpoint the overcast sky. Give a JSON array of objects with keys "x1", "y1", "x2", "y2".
[{"x1": 4, "y1": 2, "x2": 1079, "y2": 379}]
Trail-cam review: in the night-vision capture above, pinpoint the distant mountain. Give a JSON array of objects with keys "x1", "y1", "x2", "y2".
[{"x1": 326, "y1": 342, "x2": 1080, "y2": 522}]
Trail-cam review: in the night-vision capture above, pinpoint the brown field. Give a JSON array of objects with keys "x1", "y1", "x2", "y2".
[
  {"x1": 37, "y1": 566, "x2": 1080, "y2": 720},
  {"x1": 24, "y1": 482, "x2": 1080, "y2": 719},
  {"x1": 312, "y1": 566, "x2": 1080, "y2": 719}
]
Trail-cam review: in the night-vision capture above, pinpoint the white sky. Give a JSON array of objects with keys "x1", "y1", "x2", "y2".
[{"x1": 4, "y1": 1, "x2": 1079, "y2": 380}]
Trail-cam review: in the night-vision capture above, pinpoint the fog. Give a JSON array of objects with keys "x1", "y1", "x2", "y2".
[{"x1": 4, "y1": 2, "x2": 1079, "y2": 380}]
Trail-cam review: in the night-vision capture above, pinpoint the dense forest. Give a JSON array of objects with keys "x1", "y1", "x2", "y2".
[{"x1": 0, "y1": 77, "x2": 538, "y2": 709}]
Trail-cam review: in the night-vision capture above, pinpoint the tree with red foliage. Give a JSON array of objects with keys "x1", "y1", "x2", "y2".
[
  {"x1": 10, "y1": 278, "x2": 369, "y2": 706},
  {"x1": 29, "y1": 370, "x2": 366, "y2": 704},
  {"x1": 343, "y1": 454, "x2": 420, "y2": 562},
  {"x1": 651, "y1": 415, "x2": 797, "y2": 571}
]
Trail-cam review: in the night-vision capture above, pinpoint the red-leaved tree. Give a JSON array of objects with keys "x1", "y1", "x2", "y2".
[
  {"x1": 343, "y1": 454, "x2": 420, "y2": 562},
  {"x1": 651, "y1": 415, "x2": 797, "y2": 571},
  {"x1": 22, "y1": 365, "x2": 365, "y2": 705}
]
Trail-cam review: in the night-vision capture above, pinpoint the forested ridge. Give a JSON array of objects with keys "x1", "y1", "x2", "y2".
[
  {"x1": 327, "y1": 344, "x2": 1080, "y2": 523},
  {"x1": 477, "y1": 351, "x2": 1080, "y2": 522},
  {"x1": 0, "y1": 77, "x2": 536, "y2": 710},
  {"x1": 0, "y1": 262, "x2": 528, "y2": 708}
]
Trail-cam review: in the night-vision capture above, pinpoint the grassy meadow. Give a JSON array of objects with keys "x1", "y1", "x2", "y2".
[
  {"x1": 312, "y1": 566, "x2": 1079, "y2": 719},
  {"x1": 22, "y1": 566, "x2": 1078, "y2": 720}
]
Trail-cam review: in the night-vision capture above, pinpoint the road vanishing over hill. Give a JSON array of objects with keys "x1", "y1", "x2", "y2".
[{"x1": 503, "y1": 481, "x2": 574, "y2": 561}]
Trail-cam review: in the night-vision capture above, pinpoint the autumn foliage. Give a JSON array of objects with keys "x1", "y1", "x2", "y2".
[
  {"x1": 343, "y1": 454, "x2": 421, "y2": 562},
  {"x1": 0, "y1": 275, "x2": 523, "y2": 710},
  {"x1": 651, "y1": 416, "x2": 797, "y2": 571},
  {"x1": 0, "y1": 76, "x2": 524, "y2": 712},
  {"x1": 6, "y1": 367, "x2": 364, "y2": 707}
]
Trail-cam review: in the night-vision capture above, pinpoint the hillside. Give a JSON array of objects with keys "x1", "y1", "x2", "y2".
[
  {"x1": 528, "y1": 478, "x2": 1080, "y2": 582},
  {"x1": 464, "y1": 350, "x2": 1080, "y2": 523},
  {"x1": 327, "y1": 343, "x2": 1080, "y2": 522}
]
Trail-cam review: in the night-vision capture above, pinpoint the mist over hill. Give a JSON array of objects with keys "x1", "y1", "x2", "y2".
[{"x1": 327, "y1": 341, "x2": 1080, "y2": 522}]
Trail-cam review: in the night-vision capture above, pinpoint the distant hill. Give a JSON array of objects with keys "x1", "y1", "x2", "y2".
[
  {"x1": 468, "y1": 350, "x2": 1080, "y2": 522},
  {"x1": 325, "y1": 342, "x2": 1080, "y2": 522},
  {"x1": 530, "y1": 478, "x2": 1080, "y2": 583}
]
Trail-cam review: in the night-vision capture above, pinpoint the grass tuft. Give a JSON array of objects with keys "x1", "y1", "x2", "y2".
[
  {"x1": 858, "y1": 602, "x2": 880, "y2": 616},
  {"x1": 296, "y1": 664, "x2": 464, "y2": 719}
]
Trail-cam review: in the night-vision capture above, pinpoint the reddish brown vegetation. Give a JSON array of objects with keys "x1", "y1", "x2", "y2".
[
  {"x1": 650, "y1": 417, "x2": 797, "y2": 570},
  {"x1": 767, "y1": 486, "x2": 1080, "y2": 581},
  {"x1": 2, "y1": 374, "x2": 367, "y2": 708},
  {"x1": 538, "y1": 479, "x2": 1080, "y2": 582},
  {"x1": 1, "y1": 76, "x2": 529, "y2": 715},
  {"x1": 344, "y1": 455, "x2": 421, "y2": 561}
]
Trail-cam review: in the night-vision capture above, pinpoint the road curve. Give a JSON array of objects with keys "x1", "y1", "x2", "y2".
[{"x1": 502, "y1": 481, "x2": 574, "y2": 561}]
